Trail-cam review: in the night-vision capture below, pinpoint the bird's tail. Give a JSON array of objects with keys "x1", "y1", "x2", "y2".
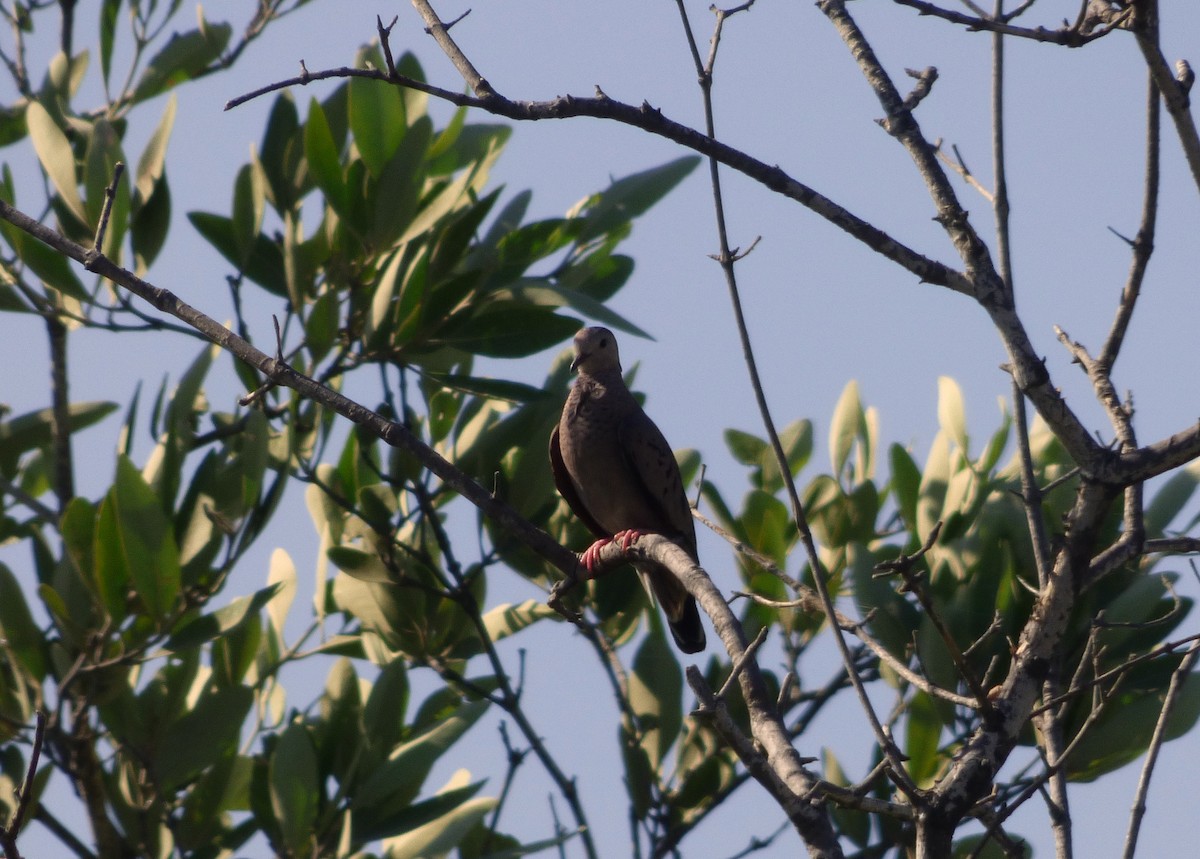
[{"x1": 640, "y1": 566, "x2": 706, "y2": 654}]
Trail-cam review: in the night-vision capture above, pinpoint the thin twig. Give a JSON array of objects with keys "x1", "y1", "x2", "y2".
[
  {"x1": 0, "y1": 711, "x2": 46, "y2": 859},
  {"x1": 409, "y1": 0, "x2": 494, "y2": 97},
  {"x1": 680, "y1": 0, "x2": 918, "y2": 808},
  {"x1": 91, "y1": 161, "x2": 124, "y2": 254},
  {"x1": 1122, "y1": 638, "x2": 1200, "y2": 859},
  {"x1": 1097, "y1": 71, "x2": 1159, "y2": 373},
  {"x1": 1011, "y1": 379, "x2": 1053, "y2": 587}
]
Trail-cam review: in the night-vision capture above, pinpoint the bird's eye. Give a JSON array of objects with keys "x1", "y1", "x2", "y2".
[{"x1": 600, "y1": 338, "x2": 609, "y2": 349}]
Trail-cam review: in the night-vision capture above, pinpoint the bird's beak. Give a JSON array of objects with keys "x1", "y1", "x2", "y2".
[{"x1": 570, "y1": 351, "x2": 586, "y2": 372}]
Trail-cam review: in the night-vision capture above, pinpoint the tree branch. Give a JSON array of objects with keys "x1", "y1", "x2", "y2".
[{"x1": 563, "y1": 533, "x2": 842, "y2": 857}]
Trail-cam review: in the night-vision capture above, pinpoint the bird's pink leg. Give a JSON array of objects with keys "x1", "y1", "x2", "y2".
[
  {"x1": 613, "y1": 529, "x2": 644, "y2": 551},
  {"x1": 579, "y1": 537, "x2": 613, "y2": 576},
  {"x1": 579, "y1": 530, "x2": 644, "y2": 576}
]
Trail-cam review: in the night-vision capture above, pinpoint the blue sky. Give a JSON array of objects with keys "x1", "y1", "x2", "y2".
[{"x1": 4, "y1": 1, "x2": 1200, "y2": 856}]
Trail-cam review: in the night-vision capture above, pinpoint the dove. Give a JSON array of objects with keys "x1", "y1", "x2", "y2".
[{"x1": 549, "y1": 326, "x2": 706, "y2": 653}]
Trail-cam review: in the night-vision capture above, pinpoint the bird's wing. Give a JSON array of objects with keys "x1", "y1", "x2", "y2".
[
  {"x1": 616, "y1": 409, "x2": 698, "y2": 557},
  {"x1": 549, "y1": 424, "x2": 611, "y2": 540}
]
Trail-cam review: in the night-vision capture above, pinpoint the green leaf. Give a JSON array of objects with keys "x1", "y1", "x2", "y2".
[
  {"x1": 151, "y1": 341, "x2": 216, "y2": 509},
  {"x1": 761, "y1": 419, "x2": 813, "y2": 493},
  {"x1": 481, "y1": 189, "x2": 531, "y2": 249},
  {"x1": 187, "y1": 212, "x2": 287, "y2": 295},
  {"x1": 26, "y1": 101, "x2": 86, "y2": 225},
  {"x1": 952, "y1": 834, "x2": 1026, "y2": 859},
  {"x1": 504, "y1": 281, "x2": 651, "y2": 339},
  {"x1": 917, "y1": 432, "x2": 952, "y2": 540},
  {"x1": 266, "y1": 548, "x2": 298, "y2": 640},
  {"x1": 156, "y1": 686, "x2": 254, "y2": 792},
  {"x1": 0, "y1": 563, "x2": 46, "y2": 680},
  {"x1": 428, "y1": 123, "x2": 511, "y2": 176},
  {"x1": 92, "y1": 496, "x2": 131, "y2": 621},
  {"x1": 620, "y1": 729, "x2": 653, "y2": 820},
  {"x1": 175, "y1": 754, "x2": 252, "y2": 850},
  {"x1": 367, "y1": 113, "x2": 430, "y2": 248},
  {"x1": 904, "y1": 690, "x2": 943, "y2": 788},
  {"x1": 381, "y1": 794, "x2": 497, "y2": 859},
  {"x1": 305, "y1": 288, "x2": 339, "y2": 361},
  {"x1": 421, "y1": 373, "x2": 549, "y2": 404},
  {"x1": 131, "y1": 172, "x2": 171, "y2": 272},
  {"x1": 259, "y1": 94, "x2": 302, "y2": 212},
  {"x1": 395, "y1": 52, "x2": 429, "y2": 125},
  {"x1": 576, "y1": 156, "x2": 700, "y2": 242},
  {"x1": 136, "y1": 94, "x2": 177, "y2": 203},
  {"x1": 356, "y1": 782, "x2": 483, "y2": 843},
  {"x1": 363, "y1": 658, "x2": 410, "y2": 753},
  {"x1": 560, "y1": 250, "x2": 635, "y2": 303},
  {"x1": 99, "y1": 0, "x2": 121, "y2": 87},
  {"x1": 328, "y1": 546, "x2": 394, "y2": 583},
  {"x1": 442, "y1": 306, "x2": 578, "y2": 358},
  {"x1": 349, "y1": 75, "x2": 406, "y2": 176},
  {"x1": 304, "y1": 98, "x2": 346, "y2": 215},
  {"x1": 1066, "y1": 670, "x2": 1200, "y2": 782},
  {"x1": 973, "y1": 401, "x2": 1011, "y2": 474},
  {"x1": 725, "y1": 428, "x2": 767, "y2": 467},
  {"x1": 1145, "y1": 465, "x2": 1200, "y2": 538},
  {"x1": 629, "y1": 621, "x2": 682, "y2": 770},
  {"x1": 0, "y1": 401, "x2": 117, "y2": 478},
  {"x1": 937, "y1": 375, "x2": 969, "y2": 454},
  {"x1": 231, "y1": 163, "x2": 265, "y2": 262},
  {"x1": 396, "y1": 121, "x2": 500, "y2": 247},
  {"x1": 108, "y1": 455, "x2": 182, "y2": 621},
  {"x1": 482, "y1": 600, "x2": 560, "y2": 643},
  {"x1": 1, "y1": 218, "x2": 88, "y2": 300},
  {"x1": 270, "y1": 722, "x2": 320, "y2": 856},
  {"x1": 355, "y1": 699, "x2": 489, "y2": 813},
  {"x1": 131, "y1": 22, "x2": 233, "y2": 104},
  {"x1": 165, "y1": 583, "x2": 282, "y2": 651},
  {"x1": 741, "y1": 489, "x2": 791, "y2": 566},
  {"x1": 829, "y1": 380, "x2": 863, "y2": 479},
  {"x1": 889, "y1": 443, "x2": 922, "y2": 532}
]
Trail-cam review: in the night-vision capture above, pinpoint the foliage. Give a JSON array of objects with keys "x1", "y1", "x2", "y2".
[
  {"x1": 1, "y1": 2, "x2": 1199, "y2": 859},
  {"x1": 0, "y1": 4, "x2": 698, "y2": 857}
]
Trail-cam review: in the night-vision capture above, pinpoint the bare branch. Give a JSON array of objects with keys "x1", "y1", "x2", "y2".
[
  {"x1": 818, "y1": 0, "x2": 1105, "y2": 481},
  {"x1": 409, "y1": 0, "x2": 494, "y2": 98},
  {"x1": 1097, "y1": 73, "x2": 1159, "y2": 372},
  {"x1": 1122, "y1": 640, "x2": 1200, "y2": 859},
  {"x1": 0, "y1": 711, "x2": 46, "y2": 859},
  {"x1": 226, "y1": 48, "x2": 967, "y2": 298},
  {"x1": 892, "y1": 0, "x2": 1131, "y2": 46},
  {"x1": 1131, "y1": 4, "x2": 1200, "y2": 196}
]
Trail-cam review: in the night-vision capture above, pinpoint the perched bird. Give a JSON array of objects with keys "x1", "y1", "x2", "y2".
[{"x1": 549, "y1": 326, "x2": 706, "y2": 653}]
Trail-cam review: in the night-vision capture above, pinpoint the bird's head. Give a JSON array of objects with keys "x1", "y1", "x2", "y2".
[{"x1": 570, "y1": 326, "x2": 622, "y2": 375}]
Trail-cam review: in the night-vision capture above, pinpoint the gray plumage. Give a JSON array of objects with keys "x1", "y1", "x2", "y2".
[{"x1": 549, "y1": 326, "x2": 706, "y2": 653}]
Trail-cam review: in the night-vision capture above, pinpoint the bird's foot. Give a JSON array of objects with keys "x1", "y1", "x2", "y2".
[
  {"x1": 580, "y1": 531, "x2": 645, "y2": 576},
  {"x1": 579, "y1": 538, "x2": 613, "y2": 576},
  {"x1": 612, "y1": 529, "x2": 644, "y2": 551}
]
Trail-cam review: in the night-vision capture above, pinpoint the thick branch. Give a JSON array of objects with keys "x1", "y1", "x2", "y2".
[
  {"x1": 930, "y1": 480, "x2": 1117, "y2": 832},
  {"x1": 574, "y1": 534, "x2": 841, "y2": 858},
  {"x1": 1131, "y1": 2, "x2": 1200, "y2": 195},
  {"x1": 228, "y1": 73, "x2": 967, "y2": 297},
  {"x1": 816, "y1": 0, "x2": 1105, "y2": 482},
  {"x1": 893, "y1": 0, "x2": 1130, "y2": 46}
]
